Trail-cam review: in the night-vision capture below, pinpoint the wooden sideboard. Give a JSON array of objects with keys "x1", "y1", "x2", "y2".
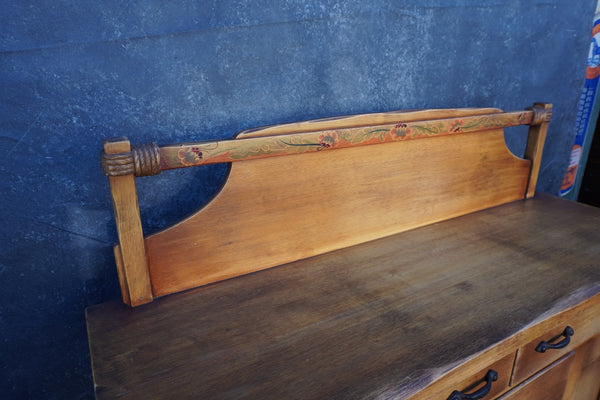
[
  {"x1": 88, "y1": 105, "x2": 600, "y2": 398},
  {"x1": 87, "y1": 194, "x2": 600, "y2": 399}
]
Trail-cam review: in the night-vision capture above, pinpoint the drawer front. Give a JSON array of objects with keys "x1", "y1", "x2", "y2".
[
  {"x1": 511, "y1": 325, "x2": 576, "y2": 385},
  {"x1": 576, "y1": 332, "x2": 600, "y2": 370},
  {"x1": 569, "y1": 333, "x2": 600, "y2": 400},
  {"x1": 413, "y1": 352, "x2": 514, "y2": 400},
  {"x1": 497, "y1": 351, "x2": 574, "y2": 400},
  {"x1": 512, "y1": 325, "x2": 577, "y2": 384},
  {"x1": 512, "y1": 295, "x2": 600, "y2": 385},
  {"x1": 572, "y1": 356, "x2": 600, "y2": 400}
]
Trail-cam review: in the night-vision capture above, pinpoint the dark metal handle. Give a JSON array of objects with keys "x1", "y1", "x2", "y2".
[
  {"x1": 535, "y1": 326, "x2": 574, "y2": 353},
  {"x1": 447, "y1": 369, "x2": 498, "y2": 400}
]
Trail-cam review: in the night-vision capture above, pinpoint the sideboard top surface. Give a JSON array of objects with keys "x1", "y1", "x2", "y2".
[{"x1": 86, "y1": 194, "x2": 600, "y2": 399}]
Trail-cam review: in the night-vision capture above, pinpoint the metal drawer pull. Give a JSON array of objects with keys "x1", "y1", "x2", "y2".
[
  {"x1": 447, "y1": 369, "x2": 498, "y2": 400},
  {"x1": 535, "y1": 326, "x2": 574, "y2": 353}
]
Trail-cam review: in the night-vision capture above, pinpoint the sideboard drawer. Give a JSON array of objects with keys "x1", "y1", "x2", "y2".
[
  {"x1": 570, "y1": 334, "x2": 600, "y2": 400},
  {"x1": 425, "y1": 353, "x2": 514, "y2": 400},
  {"x1": 512, "y1": 324, "x2": 577, "y2": 384},
  {"x1": 498, "y1": 351, "x2": 574, "y2": 400}
]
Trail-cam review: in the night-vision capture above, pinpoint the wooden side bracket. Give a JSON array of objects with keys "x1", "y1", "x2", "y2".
[
  {"x1": 103, "y1": 138, "x2": 153, "y2": 306},
  {"x1": 525, "y1": 103, "x2": 553, "y2": 198}
]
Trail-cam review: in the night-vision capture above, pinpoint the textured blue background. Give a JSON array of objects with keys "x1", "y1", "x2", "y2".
[{"x1": 0, "y1": 1, "x2": 596, "y2": 398}]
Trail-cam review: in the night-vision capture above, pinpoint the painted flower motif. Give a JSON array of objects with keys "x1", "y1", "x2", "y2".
[
  {"x1": 178, "y1": 146, "x2": 203, "y2": 165},
  {"x1": 450, "y1": 119, "x2": 464, "y2": 132},
  {"x1": 318, "y1": 132, "x2": 337, "y2": 149},
  {"x1": 391, "y1": 122, "x2": 409, "y2": 137}
]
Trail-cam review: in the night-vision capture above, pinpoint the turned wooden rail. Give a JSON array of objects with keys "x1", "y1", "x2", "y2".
[
  {"x1": 102, "y1": 105, "x2": 552, "y2": 177},
  {"x1": 101, "y1": 103, "x2": 552, "y2": 306}
]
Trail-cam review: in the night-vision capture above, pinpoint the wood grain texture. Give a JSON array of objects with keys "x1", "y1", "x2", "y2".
[
  {"x1": 512, "y1": 325, "x2": 577, "y2": 384},
  {"x1": 565, "y1": 334, "x2": 600, "y2": 400},
  {"x1": 497, "y1": 352, "x2": 574, "y2": 400},
  {"x1": 87, "y1": 195, "x2": 600, "y2": 399},
  {"x1": 103, "y1": 138, "x2": 152, "y2": 306},
  {"x1": 158, "y1": 110, "x2": 532, "y2": 169},
  {"x1": 236, "y1": 108, "x2": 504, "y2": 138},
  {"x1": 112, "y1": 245, "x2": 130, "y2": 305},
  {"x1": 146, "y1": 126, "x2": 531, "y2": 297},
  {"x1": 524, "y1": 103, "x2": 551, "y2": 198},
  {"x1": 564, "y1": 334, "x2": 600, "y2": 400},
  {"x1": 571, "y1": 357, "x2": 600, "y2": 400},
  {"x1": 428, "y1": 353, "x2": 514, "y2": 400}
]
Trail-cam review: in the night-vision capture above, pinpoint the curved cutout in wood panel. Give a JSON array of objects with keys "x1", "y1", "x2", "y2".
[{"x1": 144, "y1": 108, "x2": 531, "y2": 297}]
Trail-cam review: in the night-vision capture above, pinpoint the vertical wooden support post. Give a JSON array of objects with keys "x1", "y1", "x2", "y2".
[
  {"x1": 103, "y1": 138, "x2": 153, "y2": 306},
  {"x1": 525, "y1": 103, "x2": 553, "y2": 199}
]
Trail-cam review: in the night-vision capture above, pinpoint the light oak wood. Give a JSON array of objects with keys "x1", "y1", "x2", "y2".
[
  {"x1": 146, "y1": 128, "x2": 530, "y2": 296},
  {"x1": 524, "y1": 103, "x2": 552, "y2": 198},
  {"x1": 87, "y1": 195, "x2": 600, "y2": 399},
  {"x1": 409, "y1": 280, "x2": 600, "y2": 399},
  {"x1": 144, "y1": 104, "x2": 549, "y2": 297},
  {"x1": 498, "y1": 352, "x2": 575, "y2": 400},
  {"x1": 512, "y1": 325, "x2": 578, "y2": 384},
  {"x1": 564, "y1": 334, "x2": 600, "y2": 400},
  {"x1": 90, "y1": 102, "x2": 600, "y2": 399},
  {"x1": 572, "y1": 358, "x2": 600, "y2": 400},
  {"x1": 236, "y1": 108, "x2": 503, "y2": 138},
  {"x1": 101, "y1": 105, "x2": 551, "y2": 302},
  {"x1": 157, "y1": 110, "x2": 533, "y2": 169},
  {"x1": 417, "y1": 353, "x2": 514, "y2": 400},
  {"x1": 103, "y1": 138, "x2": 152, "y2": 306}
]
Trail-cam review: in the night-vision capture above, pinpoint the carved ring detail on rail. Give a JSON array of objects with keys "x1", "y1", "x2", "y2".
[
  {"x1": 529, "y1": 105, "x2": 553, "y2": 126},
  {"x1": 101, "y1": 142, "x2": 161, "y2": 177}
]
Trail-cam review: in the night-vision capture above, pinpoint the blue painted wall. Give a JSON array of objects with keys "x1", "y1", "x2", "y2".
[{"x1": 0, "y1": 1, "x2": 596, "y2": 398}]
